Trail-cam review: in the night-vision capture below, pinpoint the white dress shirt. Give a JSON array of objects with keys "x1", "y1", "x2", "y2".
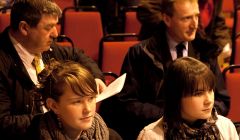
[
  {"x1": 166, "y1": 32, "x2": 188, "y2": 60},
  {"x1": 8, "y1": 32, "x2": 44, "y2": 85}
]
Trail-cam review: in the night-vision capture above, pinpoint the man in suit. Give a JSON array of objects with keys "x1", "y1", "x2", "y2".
[
  {"x1": 99, "y1": 0, "x2": 230, "y2": 139},
  {"x1": 137, "y1": 0, "x2": 231, "y2": 63},
  {"x1": 0, "y1": 0, "x2": 106, "y2": 139}
]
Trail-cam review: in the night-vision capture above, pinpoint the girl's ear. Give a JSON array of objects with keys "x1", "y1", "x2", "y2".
[
  {"x1": 18, "y1": 21, "x2": 30, "y2": 36},
  {"x1": 46, "y1": 98, "x2": 59, "y2": 114}
]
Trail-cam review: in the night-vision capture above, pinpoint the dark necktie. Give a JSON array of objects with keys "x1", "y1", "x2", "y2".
[{"x1": 176, "y1": 43, "x2": 185, "y2": 58}]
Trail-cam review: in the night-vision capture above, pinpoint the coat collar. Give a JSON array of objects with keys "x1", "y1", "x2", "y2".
[
  {"x1": 141, "y1": 22, "x2": 200, "y2": 70},
  {"x1": 1, "y1": 27, "x2": 36, "y2": 89}
]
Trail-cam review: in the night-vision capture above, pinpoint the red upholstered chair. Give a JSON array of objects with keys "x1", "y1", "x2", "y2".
[
  {"x1": 96, "y1": 33, "x2": 138, "y2": 113},
  {"x1": 222, "y1": 65, "x2": 240, "y2": 122},
  {"x1": 125, "y1": 11, "x2": 141, "y2": 34},
  {"x1": 96, "y1": 34, "x2": 139, "y2": 113},
  {"x1": 0, "y1": 7, "x2": 11, "y2": 32},
  {"x1": 222, "y1": 0, "x2": 234, "y2": 29},
  {"x1": 61, "y1": 7, "x2": 103, "y2": 62},
  {"x1": 0, "y1": 12, "x2": 10, "y2": 32},
  {"x1": 54, "y1": 0, "x2": 74, "y2": 10},
  {"x1": 96, "y1": 72, "x2": 119, "y2": 113},
  {"x1": 235, "y1": 8, "x2": 240, "y2": 33},
  {"x1": 98, "y1": 33, "x2": 139, "y2": 76},
  {"x1": 123, "y1": 6, "x2": 141, "y2": 40},
  {"x1": 230, "y1": 33, "x2": 240, "y2": 66},
  {"x1": 230, "y1": 6, "x2": 240, "y2": 65},
  {"x1": 55, "y1": 35, "x2": 74, "y2": 48},
  {"x1": 234, "y1": 34, "x2": 240, "y2": 65}
]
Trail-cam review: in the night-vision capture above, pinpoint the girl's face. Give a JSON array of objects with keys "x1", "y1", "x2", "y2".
[
  {"x1": 181, "y1": 90, "x2": 214, "y2": 123},
  {"x1": 53, "y1": 85, "x2": 96, "y2": 131}
]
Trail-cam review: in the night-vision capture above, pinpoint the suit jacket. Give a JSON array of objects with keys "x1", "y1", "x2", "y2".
[
  {"x1": 0, "y1": 27, "x2": 103, "y2": 140},
  {"x1": 137, "y1": 0, "x2": 231, "y2": 57},
  {"x1": 99, "y1": 22, "x2": 230, "y2": 140}
]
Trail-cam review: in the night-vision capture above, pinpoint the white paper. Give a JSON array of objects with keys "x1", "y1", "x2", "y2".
[{"x1": 96, "y1": 73, "x2": 126, "y2": 103}]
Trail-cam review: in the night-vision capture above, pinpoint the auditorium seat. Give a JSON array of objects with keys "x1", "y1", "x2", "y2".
[
  {"x1": 0, "y1": 6, "x2": 10, "y2": 32},
  {"x1": 222, "y1": 64, "x2": 240, "y2": 122},
  {"x1": 98, "y1": 33, "x2": 139, "y2": 75},
  {"x1": 61, "y1": 6, "x2": 103, "y2": 62},
  {"x1": 54, "y1": 0, "x2": 74, "y2": 10}
]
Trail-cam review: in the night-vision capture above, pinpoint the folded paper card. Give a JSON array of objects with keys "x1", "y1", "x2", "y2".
[{"x1": 96, "y1": 73, "x2": 126, "y2": 103}]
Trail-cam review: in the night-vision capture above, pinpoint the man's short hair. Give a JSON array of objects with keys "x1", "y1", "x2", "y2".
[
  {"x1": 10, "y1": 0, "x2": 62, "y2": 31},
  {"x1": 161, "y1": 0, "x2": 198, "y2": 17}
]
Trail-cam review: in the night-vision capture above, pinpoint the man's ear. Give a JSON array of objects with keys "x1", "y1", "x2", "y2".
[
  {"x1": 18, "y1": 21, "x2": 30, "y2": 36},
  {"x1": 162, "y1": 13, "x2": 171, "y2": 27},
  {"x1": 46, "y1": 98, "x2": 59, "y2": 114}
]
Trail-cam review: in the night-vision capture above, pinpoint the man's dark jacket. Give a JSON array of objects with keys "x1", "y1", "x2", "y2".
[
  {"x1": 99, "y1": 22, "x2": 230, "y2": 140},
  {"x1": 137, "y1": 0, "x2": 231, "y2": 57}
]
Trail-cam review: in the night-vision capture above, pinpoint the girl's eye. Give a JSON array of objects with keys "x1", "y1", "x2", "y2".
[
  {"x1": 71, "y1": 96, "x2": 96, "y2": 104},
  {"x1": 73, "y1": 100, "x2": 82, "y2": 104},
  {"x1": 88, "y1": 96, "x2": 96, "y2": 102},
  {"x1": 194, "y1": 91, "x2": 205, "y2": 96}
]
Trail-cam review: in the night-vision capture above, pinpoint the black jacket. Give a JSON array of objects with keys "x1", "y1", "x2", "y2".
[
  {"x1": 0, "y1": 27, "x2": 103, "y2": 140},
  {"x1": 137, "y1": 0, "x2": 231, "y2": 57},
  {"x1": 99, "y1": 22, "x2": 230, "y2": 140}
]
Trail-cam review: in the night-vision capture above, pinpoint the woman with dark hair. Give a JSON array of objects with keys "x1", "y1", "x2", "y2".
[
  {"x1": 27, "y1": 59, "x2": 122, "y2": 140},
  {"x1": 137, "y1": 57, "x2": 238, "y2": 140}
]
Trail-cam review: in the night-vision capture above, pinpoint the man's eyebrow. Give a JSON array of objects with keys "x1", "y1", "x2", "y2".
[{"x1": 44, "y1": 23, "x2": 56, "y2": 28}]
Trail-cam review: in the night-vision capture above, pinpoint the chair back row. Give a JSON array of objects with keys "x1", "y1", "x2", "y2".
[
  {"x1": 0, "y1": 5, "x2": 141, "y2": 63},
  {"x1": 222, "y1": 65, "x2": 240, "y2": 122}
]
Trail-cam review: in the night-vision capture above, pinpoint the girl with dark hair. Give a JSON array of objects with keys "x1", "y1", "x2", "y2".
[{"x1": 137, "y1": 57, "x2": 238, "y2": 140}]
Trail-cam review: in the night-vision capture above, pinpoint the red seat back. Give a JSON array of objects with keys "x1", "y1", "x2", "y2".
[
  {"x1": 101, "y1": 41, "x2": 139, "y2": 75},
  {"x1": 125, "y1": 11, "x2": 141, "y2": 34},
  {"x1": 222, "y1": 65, "x2": 240, "y2": 122},
  {"x1": 235, "y1": 9, "x2": 240, "y2": 33},
  {"x1": 62, "y1": 9, "x2": 103, "y2": 62},
  {"x1": 54, "y1": 0, "x2": 74, "y2": 10},
  {"x1": 234, "y1": 36, "x2": 240, "y2": 65},
  {"x1": 55, "y1": 35, "x2": 74, "y2": 48},
  {"x1": 225, "y1": 72, "x2": 240, "y2": 122},
  {"x1": 0, "y1": 12, "x2": 10, "y2": 32},
  {"x1": 222, "y1": 0, "x2": 234, "y2": 29}
]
